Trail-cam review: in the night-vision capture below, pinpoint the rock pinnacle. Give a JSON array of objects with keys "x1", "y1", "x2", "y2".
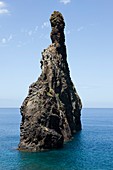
[{"x1": 18, "y1": 11, "x2": 82, "y2": 152}]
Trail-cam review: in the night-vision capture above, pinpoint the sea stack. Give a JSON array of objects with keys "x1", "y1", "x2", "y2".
[{"x1": 18, "y1": 11, "x2": 82, "y2": 151}]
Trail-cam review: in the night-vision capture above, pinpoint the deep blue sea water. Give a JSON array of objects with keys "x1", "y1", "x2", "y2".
[{"x1": 0, "y1": 108, "x2": 113, "y2": 170}]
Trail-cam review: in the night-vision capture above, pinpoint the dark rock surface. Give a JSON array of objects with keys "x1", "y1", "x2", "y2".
[{"x1": 18, "y1": 11, "x2": 82, "y2": 152}]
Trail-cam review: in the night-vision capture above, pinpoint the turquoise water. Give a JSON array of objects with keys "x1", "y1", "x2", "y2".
[{"x1": 0, "y1": 108, "x2": 113, "y2": 170}]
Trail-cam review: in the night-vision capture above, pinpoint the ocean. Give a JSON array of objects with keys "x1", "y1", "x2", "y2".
[{"x1": 0, "y1": 108, "x2": 113, "y2": 170}]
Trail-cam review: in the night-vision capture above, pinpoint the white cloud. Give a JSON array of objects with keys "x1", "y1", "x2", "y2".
[
  {"x1": 28, "y1": 30, "x2": 32, "y2": 36},
  {"x1": 8, "y1": 34, "x2": 13, "y2": 42},
  {"x1": 2, "y1": 38, "x2": 6, "y2": 43},
  {"x1": 77, "y1": 26, "x2": 84, "y2": 32},
  {"x1": 42, "y1": 21, "x2": 49, "y2": 29},
  {"x1": 0, "y1": 1, "x2": 9, "y2": 15},
  {"x1": 1, "y1": 34, "x2": 13, "y2": 44},
  {"x1": 21, "y1": 26, "x2": 39, "y2": 37},
  {"x1": 60, "y1": 0, "x2": 71, "y2": 5},
  {"x1": 35, "y1": 26, "x2": 38, "y2": 32},
  {"x1": 77, "y1": 24, "x2": 96, "y2": 32},
  {"x1": 0, "y1": 9, "x2": 9, "y2": 14},
  {"x1": 0, "y1": 1, "x2": 5, "y2": 8}
]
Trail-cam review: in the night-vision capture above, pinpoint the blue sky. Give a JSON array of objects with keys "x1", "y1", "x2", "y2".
[{"x1": 0, "y1": 0, "x2": 113, "y2": 108}]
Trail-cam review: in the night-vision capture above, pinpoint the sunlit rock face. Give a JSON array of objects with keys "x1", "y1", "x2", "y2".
[{"x1": 18, "y1": 11, "x2": 82, "y2": 152}]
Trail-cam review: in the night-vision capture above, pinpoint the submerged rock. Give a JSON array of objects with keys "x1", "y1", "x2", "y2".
[{"x1": 18, "y1": 11, "x2": 82, "y2": 152}]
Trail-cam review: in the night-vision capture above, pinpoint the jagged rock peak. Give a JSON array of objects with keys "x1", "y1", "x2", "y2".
[
  {"x1": 18, "y1": 11, "x2": 82, "y2": 152},
  {"x1": 50, "y1": 11, "x2": 65, "y2": 45}
]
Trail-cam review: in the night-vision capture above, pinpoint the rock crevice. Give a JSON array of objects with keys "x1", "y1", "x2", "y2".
[{"x1": 18, "y1": 11, "x2": 82, "y2": 152}]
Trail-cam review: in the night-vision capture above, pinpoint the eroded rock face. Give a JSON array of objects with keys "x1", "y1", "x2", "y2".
[{"x1": 18, "y1": 11, "x2": 82, "y2": 152}]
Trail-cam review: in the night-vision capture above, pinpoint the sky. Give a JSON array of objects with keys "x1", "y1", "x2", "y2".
[{"x1": 0, "y1": 0, "x2": 113, "y2": 108}]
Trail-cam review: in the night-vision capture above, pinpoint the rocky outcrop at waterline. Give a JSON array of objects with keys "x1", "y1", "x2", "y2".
[{"x1": 18, "y1": 11, "x2": 82, "y2": 152}]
